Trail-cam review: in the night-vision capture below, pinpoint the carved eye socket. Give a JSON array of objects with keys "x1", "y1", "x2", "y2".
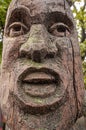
[
  {"x1": 8, "y1": 22, "x2": 28, "y2": 37},
  {"x1": 49, "y1": 23, "x2": 70, "y2": 37}
]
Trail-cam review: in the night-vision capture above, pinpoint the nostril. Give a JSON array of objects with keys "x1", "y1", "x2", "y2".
[
  {"x1": 46, "y1": 48, "x2": 58, "y2": 59},
  {"x1": 40, "y1": 48, "x2": 48, "y2": 59},
  {"x1": 46, "y1": 52, "x2": 55, "y2": 58},
  {"x1": 32, "y1": 50, "x2": 42, "y2": 63},
  {"x1": 19, "y1": 47, "x2": 31, "y2": 59},
  {"x1": 19, "y1": 49, "x2": 26, "y2": 57}
]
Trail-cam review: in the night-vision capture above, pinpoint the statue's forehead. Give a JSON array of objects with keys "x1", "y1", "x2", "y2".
[
  {"x1": 7, "y1": 0, "x2": 74, "y2": 22},
  {"x1": 9, "y1": 0, "x2": 69, "y2": 15},
  {"x1": 16, "y1": 0, "x2": 64, "y2": 6}
]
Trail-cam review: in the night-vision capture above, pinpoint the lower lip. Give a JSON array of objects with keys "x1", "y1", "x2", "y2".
[
  {"x1": 18, "y1": 80, "x2": 64, "y2": 107},
  {"x1": 22, "y1": 82, "x2": 56, "y2": 98}
]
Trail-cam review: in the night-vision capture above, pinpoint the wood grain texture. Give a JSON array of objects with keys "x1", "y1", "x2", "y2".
[{"x1": 0, "y1": 0, "x2": 85, "y2": 130}]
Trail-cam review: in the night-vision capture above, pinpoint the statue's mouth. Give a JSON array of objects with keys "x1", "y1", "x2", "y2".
[
  {"x1": 22, "y1": 71, "x2": 57, "y2": 98},
  {"x1": 16, "y1": 68, "x2": 67, "y2": 114}
]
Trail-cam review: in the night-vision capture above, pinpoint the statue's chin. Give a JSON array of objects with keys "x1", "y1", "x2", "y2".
[
  {"x1": 4, "y1": 99, "x2": 75, "y2": 130},
  {"x1": 9, "y1": 84, "x2": 67, "y2": 115}
]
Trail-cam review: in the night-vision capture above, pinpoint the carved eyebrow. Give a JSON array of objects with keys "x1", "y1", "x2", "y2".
[
  {"x1": 6, "y1": 5, "x2": 30, "y2": 28},
  {"x1": 45, "y1": 12, "x2": 74, "y2": 29}
]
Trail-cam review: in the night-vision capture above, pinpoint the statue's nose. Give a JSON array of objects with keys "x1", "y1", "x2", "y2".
[{"x1": 19, "y1": 24, "x2": 58, "y2": 62}]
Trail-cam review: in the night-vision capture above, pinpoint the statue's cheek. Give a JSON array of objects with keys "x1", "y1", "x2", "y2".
[{"x1": 2, "y1": 36, "x2": 27, "y2": 68}]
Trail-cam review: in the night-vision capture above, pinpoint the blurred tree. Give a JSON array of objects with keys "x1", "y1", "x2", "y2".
[
  {"x1": 0, "y1": 0, "x2": 11, "y2": 31},
  {"x1": 71, "y1": 0, "x2": 86, "y2": 88}
]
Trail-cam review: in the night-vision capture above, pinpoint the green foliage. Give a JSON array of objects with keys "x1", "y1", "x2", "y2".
[
  {"x1": 80, "y1": 39, "x2": 86, "y2": 89},
  {"x1": 72, "y1": 1, "x2": 86, "y2": 40},
  {"x1": 0, "y1": 0, "x2": 11, "y2": 30},
  {"x1": 72, "y1": 0, "x2": 86, "y2": 88},
  {"x1": 80, "y1": 40, "x2": 86, "y2": 59},
  {"x1": 82, "y1": 61, "x2": 86, "y2": 89}
]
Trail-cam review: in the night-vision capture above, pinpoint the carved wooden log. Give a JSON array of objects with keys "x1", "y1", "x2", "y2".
[{"x1": 0, "y1": 0, "x2": 85, "y2": 130}]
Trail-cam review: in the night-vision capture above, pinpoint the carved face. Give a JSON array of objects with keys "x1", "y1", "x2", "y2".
[{"x1": 0, "y1": 0, "x2": 84, "y2": 130}]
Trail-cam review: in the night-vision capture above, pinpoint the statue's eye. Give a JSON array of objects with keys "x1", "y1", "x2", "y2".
[
  {"x1": 49, "y1": 23, "x2": 70, "y2": 37},
  {"x1": 8, "y1": 22, "x2": 28, "y2": 37}
]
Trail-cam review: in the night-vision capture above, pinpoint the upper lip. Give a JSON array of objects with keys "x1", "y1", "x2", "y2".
[
  {"x1": 18, "y1": 67, "x2": 59, "y2": 84},
  {"x1": 23, "y1": 72, "x2": 56, "y2": 84}
]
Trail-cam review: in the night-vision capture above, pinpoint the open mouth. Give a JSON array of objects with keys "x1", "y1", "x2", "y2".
[
  {"x1": 18, "y1": 68, "x2": 61, "y2": 99},
  {"x1": 22, "y1": 71, "x2": 57, "y2": 98},
  {"x1": 16, "y1": 68, "x2": 67, "y2": 114}
]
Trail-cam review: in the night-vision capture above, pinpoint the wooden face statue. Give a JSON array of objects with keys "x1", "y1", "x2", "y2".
[{"x1": 0, "y1": 0, "x2": 84, "y2": 130}]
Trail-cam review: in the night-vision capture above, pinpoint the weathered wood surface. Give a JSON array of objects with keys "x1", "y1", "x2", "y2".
[
  {"x1": 0, "y1": 0, "x2": 85, "y2": 130},
  {"x1": 4, "y1": 117, "x2": 86, "y2": 130},
  {"x1": 70, "y1": 117, "x2": 86, "y2": 130}
]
